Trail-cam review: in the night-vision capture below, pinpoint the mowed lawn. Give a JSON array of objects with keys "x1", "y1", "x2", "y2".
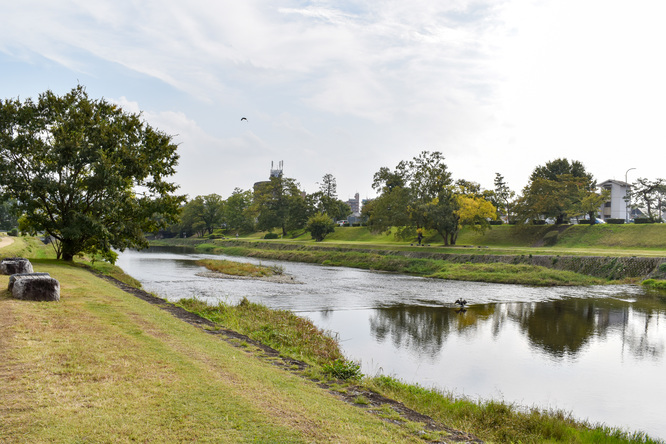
[{"x1": 0, "y1": 261, "x2": 420, "y2": 443}]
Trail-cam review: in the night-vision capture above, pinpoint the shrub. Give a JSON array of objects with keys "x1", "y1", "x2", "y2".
[
  {"x1": 532, "y1": 220, "x2": 546, "y2": 225},
  {"x1": 9, "y1": 228, "x2": 18, "y2": 236},
  {"x1": 263, "y1": 232, "x2": 279, "y2": 239},
  {"x1": 306, "y1": 213, "x2": 335, "y2": 242},
  {"x1": 322, "y1": 358, "x2": 363, "y2": 380},
  {"x1": 606, "y1": 218, "x2": 625, "y2": 224},
  {"x1": 578, "y1": 220, "x2": 593, "y2": 225},
  {"x1": 489, "y1": 220, "x2": 503, "y2": 225},
  {"x1": 634, "y1": 218, "x2": 655, "y2": 224}
]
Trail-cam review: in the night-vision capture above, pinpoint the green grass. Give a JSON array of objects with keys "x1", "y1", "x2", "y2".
[
  {"x1": 642, "y1": 279, "x2": 666, "y2": 290},
  {"x1": 0, "y1": 260, "x2": 419, "y2": 443},
  {"x1": 176, "y1": 297, "x2": 343, "y2": 367},
  {"x1": 195, "y1": 258, "x2": 283, "y2": 277}
]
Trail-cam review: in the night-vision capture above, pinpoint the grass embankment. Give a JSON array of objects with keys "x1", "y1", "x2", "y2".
[{"x1": 242, "y1": 223, "x2": 666, "y2": 256}]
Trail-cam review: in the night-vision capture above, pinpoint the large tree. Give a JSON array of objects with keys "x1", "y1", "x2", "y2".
[
  {"x1": 252, "y1": 175, "x2": 307, "y2": 236},
  {"x1": 224, "y1": 188, "x2": 255, "y2": 233},
  {"x1": 0, "y1": 86, "x2": 184, "y2": 261},
  {"x1": 516, "y1": 158, "x2": 605, "y2": 224}
]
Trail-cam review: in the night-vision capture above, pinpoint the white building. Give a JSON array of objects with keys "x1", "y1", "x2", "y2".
[{"x1": 598, "y1": 179, "x2": 631, "y2": 221}]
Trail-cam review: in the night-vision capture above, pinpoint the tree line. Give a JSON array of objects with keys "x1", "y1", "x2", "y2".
[
  {"x1": 174, "y1": 173, "x2": 351, "y2": 242},
  {"x1": 1, "y1": 86, "x2": 665, "y2": 262}
]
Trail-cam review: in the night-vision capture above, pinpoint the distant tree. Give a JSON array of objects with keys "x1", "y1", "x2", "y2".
[
  {"x1": 456, "y1": 194, "x2": 497, "y2": 234},
  {"x1": 309, "y1": 191, "x2": 351, "y2": 221},
  {"x1": 306, "y1": 213, "x2": 335, "y2": 241},
  {"x1": 493, "y1": 173, "x2": 516, "y2": 223},
  {"x1": 224, "y1": 188, "x2": 254, "y2": 233},
  {"x1": 178, "y1": 194, "x2": 225, "y2": 236},
  {"x1": 179, "y1": 198, "x2": 206, "y2": 237},
  {"x1": 516, "y1": 159, "x2": 601, "y2": 224},
  {"x1": 318, "y1": 173, "x2": 338, "y2": 199},
  {"x1": 0, "y1": 86, "x2": 184, "y2": 261},
  {"x1": 368, "y1": 151, "x2": 454, "y2": 238},
  {"x1": 629, "y1": 178, "x2": 666, "y2": 221},
  {"x1": 252, "y1": 175, "x2": 305, "y2": 236}
]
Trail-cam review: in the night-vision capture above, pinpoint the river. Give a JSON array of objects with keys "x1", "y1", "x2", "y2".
[{"x1": 116, "y1": 246, "x2": 666, "y2": 441}]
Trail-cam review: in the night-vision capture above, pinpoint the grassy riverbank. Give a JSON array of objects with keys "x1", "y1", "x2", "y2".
[
  {"x1": 0, "y1": 242, "x2": 423, "y2": 442},
  {"x1": 1, "y1": 236, "x2": 663, "y2": 442}
]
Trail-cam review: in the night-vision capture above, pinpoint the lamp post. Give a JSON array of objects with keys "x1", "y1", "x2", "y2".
[{"x1": 625, "y1": 168, "x2": 636, "y2": 223}]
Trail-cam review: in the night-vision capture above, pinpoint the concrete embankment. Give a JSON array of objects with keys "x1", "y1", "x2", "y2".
[{"x1": 203, "y1": 240, "x2": 666, "y2": 281}]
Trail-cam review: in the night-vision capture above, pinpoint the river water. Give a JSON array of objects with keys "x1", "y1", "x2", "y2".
[{"x1": 116, "y1": 247, "x2": 666, "y2": 441}]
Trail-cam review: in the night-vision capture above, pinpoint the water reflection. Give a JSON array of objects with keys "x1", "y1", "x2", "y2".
[{"x1": 367, "y1": 299, "x2": 665, "y2": 362}]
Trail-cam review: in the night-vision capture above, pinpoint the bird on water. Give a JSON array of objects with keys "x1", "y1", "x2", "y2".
[{"x1": 455, "y1": 298, "x2": 467, "y2": 307}]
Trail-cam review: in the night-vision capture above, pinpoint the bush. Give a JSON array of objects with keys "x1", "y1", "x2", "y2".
[
  {"x1": 306, "y1": 213, "x2": 336, "y2": 242},
  {"x1": 8, "y1": 228, "x2": 18, "y2": 236},
  {"x1": 322, "y1": 358, "x2": 363, "y2": 380},
  {"x1": 606, "y1": 218, "x2": 625, "y2": 224},
  {"x1": 634, "y1": 218, "x2": 655, "y2": 224},
  {"x1": 532, "y1": 220, "x2": 546, "y2": 225},
  {"x1": 489, "y1": 220, "x2": 503, "y2": 225},
  {"x1": 578, "y1": 220, "x2": 593, "y2": 225},
  {"x1": 263, "y1": 232, "x2": 279, "y2": 239}
]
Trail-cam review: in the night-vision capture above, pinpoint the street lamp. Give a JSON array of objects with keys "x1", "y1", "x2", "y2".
[{"x1": 625, "y1": 168, "x2": 636, "y2": 223}]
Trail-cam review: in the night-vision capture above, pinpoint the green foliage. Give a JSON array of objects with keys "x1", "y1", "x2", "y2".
[
  {"x1": 606, "y1": 218, "x2": 625, "y2": 224},
  {"x1": 252, "y1": 176, "x2": 309, "y2": 236},
  {"x1": 177, "y1": 297, "x2": 344, "y2": 367},
  {"x1": 306, "y1": 213, "x2": 336, "y2": 241},
  {"x1": 224, "y1": 188, "x2": 255, "y2": 233},
  {"x1": 322, "y1": 358, "x2": 363, "y2": 381},
  {"x1": 0, "y1": 86, "x2": 184, "y2": 261},
  {"x1": 634, "y1": 218, "x2": 656, "y2": 224},
  {"x1": 516, "y1": 158, "x2": 605, "y2": 225},
  {"x1": 642, "y1": 279, "x2": 666, "y2": 290},
  {"x1": 264, "y1": 232, "x2": 279, "y2": 239}
]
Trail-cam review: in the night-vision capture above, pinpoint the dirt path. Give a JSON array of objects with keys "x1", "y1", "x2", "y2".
[{"x1": 0, "y1": 236, "x2": 15, "y2": 249}]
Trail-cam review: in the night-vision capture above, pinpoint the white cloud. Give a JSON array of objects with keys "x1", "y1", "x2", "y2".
[{"x1": 3, "y1": 0, "x2": 666, "y2": 199}]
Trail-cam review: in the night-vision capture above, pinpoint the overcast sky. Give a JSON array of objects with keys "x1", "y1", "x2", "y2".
[{"x1": 2, "y1": 1, "x2": 665, "y2": 202}]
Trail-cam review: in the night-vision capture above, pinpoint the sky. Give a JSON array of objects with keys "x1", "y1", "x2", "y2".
[{"x1": 2, "y1": 0, "x2": 665, "y2": 203}]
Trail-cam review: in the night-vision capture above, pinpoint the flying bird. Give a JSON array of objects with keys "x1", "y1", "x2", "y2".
[
  {"x1": 241, "y1": 117, "x2": 247, "y2": 121},
  {"x1": 455, "y1": 298, "x2": 468, "y2": 307}
]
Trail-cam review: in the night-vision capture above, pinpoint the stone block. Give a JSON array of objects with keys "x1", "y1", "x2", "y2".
[
  {"x1": 1, "y1": 257, "x2": 34, "y2": 275},
  {"x1": 12, "y1": 275, "x2": 60, "y2": 302},
  {"x1": 8, "y1": 272, "x2": 51, "y2": 291}
]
